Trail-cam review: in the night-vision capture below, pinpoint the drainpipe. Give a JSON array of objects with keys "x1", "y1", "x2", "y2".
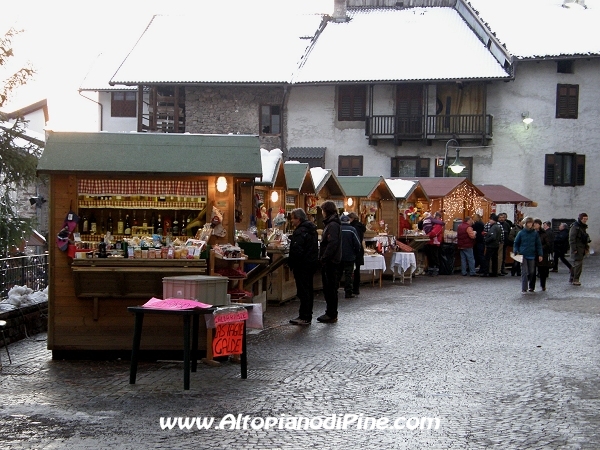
[
  {"x1": 281, "y1": 84, "x2": 288, "y2": 157},
  {"x1": 78, "y1": 90, "x2": 103, "y2": 130}
]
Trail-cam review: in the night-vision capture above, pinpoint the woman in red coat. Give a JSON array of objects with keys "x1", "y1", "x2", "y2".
[{"x1": 425, "y1": 212, "x2": 444, "y2": 276}]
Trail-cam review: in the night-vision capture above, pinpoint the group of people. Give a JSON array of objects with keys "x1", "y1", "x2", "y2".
[
  {"x1": 455, "y1": 211, "x2": 591, "y2": 293},
  {"x1": 287, "y1": 201, "x2": 365, "y2": 325},
  {"x1": 286, "y1": 201, "x2": 592, "y2": 324}
]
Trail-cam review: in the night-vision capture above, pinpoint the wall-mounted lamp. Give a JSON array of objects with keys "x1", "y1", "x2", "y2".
[
  {"x1": 270, "y1": 191, "x2": 279, "y2": 203},
  {"x1": 216, "y1": 176, "x2": 228, "y2": 193},
  {"x1": 347, "y1": 197, "x2": 354, "y2": 207},
  {"x1": 522, "y1": 112, "x2": 533, "y2": 129},
  {"x1": 29, "y1": 196, "x2": 46, "y2": 207},
  {"x1": 443, "y1": 139, "x2": 466, "y2": 176}
]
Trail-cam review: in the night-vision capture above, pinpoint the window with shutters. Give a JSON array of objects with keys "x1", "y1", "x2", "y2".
[
  {"x1": 391, "y1": 157, "x2": 430, "y2": 177},
  {"x1": 434, "y1": 157, "x2": 473, "y2": 181},
  {"x1": 260, "y1": 105, "x2": 281, "y2": 135},
  {"x1": 544, "y1": 153, "x2": 585, "y2": 186},
  {"x1": 111, "y1": 91, "x2": 137, "y2": 117},
  {"x1": 556, "y1": 84, "x2": 578, "y2": 119},
  {"x1": 338, "y1": 85, "x2": 366, "y2": 121},
  {"x1": 338, "y1": 156, "x2": 363, "y2": 176}
]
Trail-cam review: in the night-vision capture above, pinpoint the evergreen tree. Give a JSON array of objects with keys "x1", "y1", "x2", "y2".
[{"x1": 0, "y1": 28, "x2": 40, "y2": 257}]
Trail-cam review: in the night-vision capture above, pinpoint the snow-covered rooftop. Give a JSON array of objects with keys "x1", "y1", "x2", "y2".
[
  {"x1": 112, "y1": 13, "x2": 323, "y2": 85},
  {"x1": 293, "y1": 7, "x2": 509, "y2": 83},
  {"x1": 468, "y1": 0, "x2": 600, "y2": 59}
]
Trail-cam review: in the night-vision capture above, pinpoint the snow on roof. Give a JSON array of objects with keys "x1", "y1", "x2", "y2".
[
  {"x1": 293, "y1": 7, "x2": 509, "y2": 84},
  {"x1": 112, "y1": 13, "x2": 323, "y2": 85},
  {"x1": 309, "y1": 166, "x2": 329, "y2": 189},
  {"x1": 259, "y1": 148, "x2": 283, "y2": 183},
  {"x1": 385, "y1": 178, "x2": 417, "y2": 199},
  {"x1": 467, "y1": 0, "x2": 600, "y2": 58}
]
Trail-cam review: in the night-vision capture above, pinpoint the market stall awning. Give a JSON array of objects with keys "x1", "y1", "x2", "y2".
[
  {"x1": 406, "y1": 177, "x2": 485, "y2": 198},
  {"x1": 336, "y1": 176, "x2": 398, "y2": 201},
  {"x1": 38, "y1": 131, "x2": 262, "y2": 177},
  {"x1": 476, "y1": 184, "x2": 534, "y2": 205},
  {"x1": 283, "y1": 162, "x2": 315, "y2": 194},
  {"x1": 385, "y1": 178, "x2": 429, "y2": 202},
  {"x1": 310, "y1": 167, "x2": 346, "y2": 197}
]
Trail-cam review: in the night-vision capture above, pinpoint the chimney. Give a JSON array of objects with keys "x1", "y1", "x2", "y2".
[{"x1": 332, "y1": 0, "x2": 348, "y2": 23}]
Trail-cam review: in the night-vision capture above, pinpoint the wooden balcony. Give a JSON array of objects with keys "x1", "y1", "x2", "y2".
[{"x1": 366, "y1": 114, "x2": 493, "y2": 144}]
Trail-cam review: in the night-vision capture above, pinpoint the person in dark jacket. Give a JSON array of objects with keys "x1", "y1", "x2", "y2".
[
  {"x1": 552, "y1": 222, "x2": 572, "y2": 273},
  {"x1": 497, "y1": 213, "x2": 512, "y2": 275},
  {"x1": 534, "y1": 218, "x2": 552, "y2": 291},
  {"x1": 482, "y1": 214, "x2": 502, "y2": 277},
  {"x1": 317, "y1": 201, "x2": 342, "y2": 323},
  {"x1": 288, "y1": 208, "x2": 319, "y2": 325},
  {"x1": 513, "y1": 216, "x2": 543, "y2": 293},
  {"x1": 339, "y1": 214, "x2": 362, "y2": 299},
  {"x1": 569, "y1": 212, "x2": 591, "y2": 286},
  {"x1": 348, "y1": 212, "x2": 366, "y2": 295},
  {"x1": 472, "y1": 213, "x2": 485, "y2": 272}
]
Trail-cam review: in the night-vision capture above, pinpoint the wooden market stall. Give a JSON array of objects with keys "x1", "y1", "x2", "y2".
[
  {"x1": 336, "y1": 176, "x2": 396, "y2": 277},
  {"x1": 408, "y1": 178, "x2": 486, "y2": 229},
  {"x1": 476, "y1": 184, "x2": 535, "y2": 224},
  {"x1": 309, "y1": 167, "x2": 346, "y2": 226},
  {"x1": 37, "y1": 131, "x2": 262, "y2": 359}
]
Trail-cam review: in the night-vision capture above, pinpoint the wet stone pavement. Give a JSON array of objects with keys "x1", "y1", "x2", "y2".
[{"x1": 1, "y1": 257, "x2": 600, "y2": 449}]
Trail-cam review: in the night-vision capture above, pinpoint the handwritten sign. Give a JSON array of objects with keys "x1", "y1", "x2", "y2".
[
  {"x1": 213, "y1": 321, "x2": 245, "y2": 356},
  {"x1": 212, "y1": 306, "x2": 249, "y2": 356}
]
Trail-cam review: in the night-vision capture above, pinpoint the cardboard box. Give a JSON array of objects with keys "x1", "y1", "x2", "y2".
[{"x1": 163, "y1": 275, "x2": 229, "y2": 306}]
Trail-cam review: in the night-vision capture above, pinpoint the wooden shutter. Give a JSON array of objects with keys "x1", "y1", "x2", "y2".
[
  {"x1": 556, "y1": 84, "x2": 579, "y2": 119},
  {"x1": 544, "y1": 154, "x2": 555, "y2": 185},
  {"x1": 339, "y1": 156, "x2": 362, "y2": 176},
  {"x1": 338, "y1": 86, "x2": 366, "y2": 121},
  {"x1": 575, "y1": 154, "x2": 585, "y2": 186},
  {"x1": 417, "y1": 158, "x2": 430, "y2": 177}
]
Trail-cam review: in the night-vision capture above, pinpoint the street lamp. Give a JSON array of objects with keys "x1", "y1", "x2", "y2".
[{"x1": 444, "y1": 139, "x2": 466, "y2": 177}]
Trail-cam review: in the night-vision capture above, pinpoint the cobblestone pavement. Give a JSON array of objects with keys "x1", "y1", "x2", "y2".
[{"x1": 1, "y1": 257, "x2": 600, "y2": 449}]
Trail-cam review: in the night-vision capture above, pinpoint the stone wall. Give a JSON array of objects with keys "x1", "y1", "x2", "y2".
[
  {"x1": 185, "y1": 86, "x2": 284, "y2": 150},
  {"x1": 0, "y1": 302, "x2": 48, "y2": 347}
]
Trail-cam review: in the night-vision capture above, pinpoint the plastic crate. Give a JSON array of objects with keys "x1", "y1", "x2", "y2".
[{"x1": 162, "y1": 275, "x2": 230, "y2": 306}]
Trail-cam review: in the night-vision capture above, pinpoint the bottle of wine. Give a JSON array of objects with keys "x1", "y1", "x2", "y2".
[
  {"x1": 90, "y1": 211, "x2": 97, "y2": 235},
  {"x1": 117, "y1": 210, "x2": 124, "y2": 235},
  {"x1": 186, "y1": 212, "x2": 194, "y2": 236},
  {"x1": 82, "y1": 212, "x2": 89, "y2": 233},
  {"x1": 100, "y1": 210, "x2": 106, "y2": 235},
  {"x1": 142, "y1": 211, "x2": 148, "y2": 228},
  {"x1": 163, "y1": 215, "x2": 172, "y2": 236},
  {"x1": 124, "y1": 214, "x2": 132, "y2": 235},
  {"x1": 172, "y1": 211, "x2": 180, "y2": 236},
  {"x1": 107, "y1": 211, "x2": 114, "y2": 233},
  {"x1": 133, "y1": 211, "x2": 139, "y2": 228},
  {"x1": 156, "y1": 214, "x2": 163, "y2": 235}
]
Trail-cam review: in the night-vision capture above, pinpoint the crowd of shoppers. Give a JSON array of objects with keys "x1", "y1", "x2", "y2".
[{"x1": 288, "y1": 203, "x2": 592, "y2": 324}]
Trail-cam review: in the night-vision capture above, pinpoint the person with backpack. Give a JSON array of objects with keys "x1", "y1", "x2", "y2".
[{"x1": 288, "y1": 208, "x2": 319, "y2": 325}]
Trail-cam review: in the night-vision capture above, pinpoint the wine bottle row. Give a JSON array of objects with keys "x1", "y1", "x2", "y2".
[{"x1": 77, "y1": 209, "x2": 205, "y2": 237}]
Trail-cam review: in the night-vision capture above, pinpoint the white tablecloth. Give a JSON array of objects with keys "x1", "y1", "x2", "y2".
[
  {"x1": 391, "y1": 252, "x2": 417, "y2": 283},
  {"x1": 360, "y1": 254, "x2": 387, "y2": 272}
]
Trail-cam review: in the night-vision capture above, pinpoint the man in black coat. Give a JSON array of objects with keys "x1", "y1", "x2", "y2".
[
  {"x1": 552, "y1": 222, "x2": 572, "y2": 273},
  {"x1": 348, "y1": 212, "x2": 366, "y2": 296},
  {"x1": 288, "y1": 208, "x2": 319, "y2": 325},
  {"x1": 317, "y1": 201, "x2": 342, "y2": 323}
]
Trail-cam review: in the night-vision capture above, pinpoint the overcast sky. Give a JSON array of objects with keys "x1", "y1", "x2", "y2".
[{"x1": 0, "y1": 0, "x2": 331, "y2": 131}]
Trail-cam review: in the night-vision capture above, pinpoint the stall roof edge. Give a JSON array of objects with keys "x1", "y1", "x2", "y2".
[{"x1": 37, "y1": 131, "x2": 263, "y2": 176}]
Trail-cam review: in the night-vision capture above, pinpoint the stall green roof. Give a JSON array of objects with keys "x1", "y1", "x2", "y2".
[
  {"x1": 337, "y1": 176, "x2": 395, "y2": 200},
  {"x1": 283, "y1": 162, "x2": 315, "y2": 194},
  {"x1": 38, "y1": 131, "x2": 263, "y2": 177}
]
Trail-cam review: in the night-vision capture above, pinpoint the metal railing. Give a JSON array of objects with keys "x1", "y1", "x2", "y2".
[
  {"x1": 366, "y1": 114, "x2": 493, "y2": 140},
  {"x1": 0, "y1": 254, "x2": 48, "y2": 300}
]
